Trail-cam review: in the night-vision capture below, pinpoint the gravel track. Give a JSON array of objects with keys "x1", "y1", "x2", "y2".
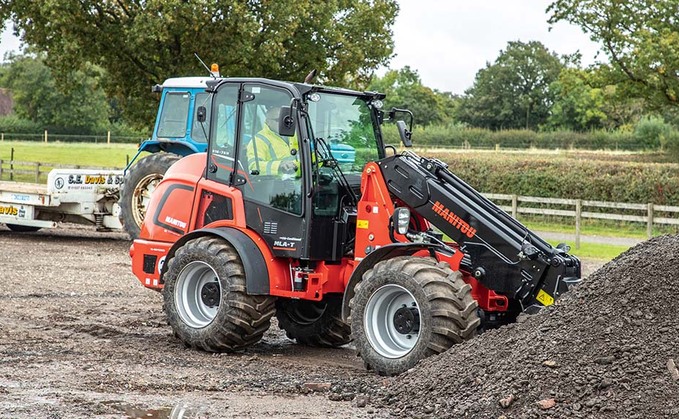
[{"x1": 0, "y1": 224, "x2": 621, "y2": 418}]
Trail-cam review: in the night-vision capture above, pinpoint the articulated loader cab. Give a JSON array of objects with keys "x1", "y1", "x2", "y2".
[{"x1": 130, "y1": 76, "x2": 581, "y2": 375}]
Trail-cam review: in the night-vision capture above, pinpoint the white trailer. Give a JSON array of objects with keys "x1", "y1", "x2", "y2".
[{"x1": 0, "y1": 169, "x2": 124, "y2": 232}]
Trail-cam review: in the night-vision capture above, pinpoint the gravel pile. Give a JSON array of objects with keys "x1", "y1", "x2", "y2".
[{"x1": 374, "y1": 235, "x2": 679, "y2": 418}]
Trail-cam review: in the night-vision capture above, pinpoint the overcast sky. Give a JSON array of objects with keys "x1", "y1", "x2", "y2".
[
  {"x1": 387, "y1": 0, "x2": 604, "y2": 94},
  {"x1": 0, "y1": 1, "x2": 604, "y2": 95}
]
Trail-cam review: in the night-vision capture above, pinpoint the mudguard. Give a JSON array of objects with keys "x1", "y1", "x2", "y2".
[
  {"x1": 162, "y1": 227, "x2": 270, "y2": 295},
  {"x1": 341, "y1": 242, "x2": 447, "y2": 322}
]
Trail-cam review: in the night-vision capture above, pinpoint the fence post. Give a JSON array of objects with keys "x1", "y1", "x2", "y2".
[
  {"x1": 1, "y1": 133, "x2": 3, "y2": 142},
  {"x1": 44, "y1": 130, "x2": 48, "y2": 143},
  {"x1": 107, "y1": 131, "x2": 111, "y2": 145},
  {"x1": 511, "y1": 195, "x2": 518, "y2": 218},
  {"x1": 10, "y1": 147, "x2": 14, "y2": 181},
  {"x1": 575, "y1": 199, "x2": 582, "y2": 250},
  {"x1": 0, "y1": 159, "x2": 3, "y2": 179},
  {"x1": 647, "y1": 203, "x2": 654, "y2": 239},
  {"x1": 35, "y1": 162, "x2": 40, "y2": 183}
]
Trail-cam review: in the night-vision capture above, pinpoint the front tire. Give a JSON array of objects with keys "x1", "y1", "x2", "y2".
[
  {"x1": 163, "y1": 236, "x2": 276, "y2": 352},
  {"x1": 276, "y1": 295, "x2": 351, "y2": 347},
  {"x1": 349, "y1": 256, "x2": 480, "y2": 375},
  {"x1": 119, "y1": 153, "x2": 181, "y2": 239}
]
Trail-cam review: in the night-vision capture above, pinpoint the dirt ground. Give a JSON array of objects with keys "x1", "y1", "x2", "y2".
[{"x1": 0, "y1": 224, "x2": 605, "y2": 418}]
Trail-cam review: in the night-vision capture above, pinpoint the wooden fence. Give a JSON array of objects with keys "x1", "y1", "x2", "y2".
[
  {"x1": 484, "y1": 193, "x2": 679, "y2": 248},
  {"x1": 1, "y1": 159, "x2": 677, "y2": 249}
]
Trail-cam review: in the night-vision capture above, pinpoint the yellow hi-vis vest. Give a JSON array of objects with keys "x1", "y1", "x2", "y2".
[{"x1": 247, "y1": 125, "x2": 298, "y2": 175}]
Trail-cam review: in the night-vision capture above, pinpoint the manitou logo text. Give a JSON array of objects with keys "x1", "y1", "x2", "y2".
[
  {"x1": 0, "y1": 205, "x2": 18, "y2": 216},
  {"x1": 164, "y1": 216, "x2": 187, "y2": 229},
  {"x1": 431, "y1": 201, "x2": 477, "y2": 239}
]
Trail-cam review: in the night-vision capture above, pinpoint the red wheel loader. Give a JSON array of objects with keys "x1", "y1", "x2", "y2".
[{"x1": 130, "y1": 77, "x2": 581, "y2": 375}]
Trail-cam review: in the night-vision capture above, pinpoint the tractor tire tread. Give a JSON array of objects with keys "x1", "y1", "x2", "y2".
[{"x1": 163, "y1": 236, "x2": 276, "y2": 352}]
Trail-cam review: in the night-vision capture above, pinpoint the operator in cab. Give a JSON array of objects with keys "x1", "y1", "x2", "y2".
[{"x1": 247, "y1": 107, "x2": 299, "y2": 177}]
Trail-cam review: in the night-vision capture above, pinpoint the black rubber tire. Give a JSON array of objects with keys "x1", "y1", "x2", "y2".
[
  {"x1": 119, "y1": 153, "x2": 181, "y2": 239},
  {"x1": 163, "y1": 236, "x2": 276, "y2": 352},
  {"x1": 349, "y1": 256, "x2": 480, "y2": 376},
  {"x1": 275, "y1": 295, "x2": 351, "y2": 347},
  {"x1": 5, "y1": 224, "x2": 41, "y2": 232}
]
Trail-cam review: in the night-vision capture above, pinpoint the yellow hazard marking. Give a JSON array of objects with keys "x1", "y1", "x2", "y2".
[
  {"x1": 357, "y1": 220, "x2": 369, "y2": 229},
  {"x1": 536, "y1": 289, "x2": 554, "y2": 306}
]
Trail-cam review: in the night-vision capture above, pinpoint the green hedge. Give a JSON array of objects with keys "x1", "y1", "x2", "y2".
[
  {"x1": 382, "y1": 125, "x2": 649, "y2": 151},
  {"x1": 428, "y1": 152, "x2": 679, "y2": 205}
]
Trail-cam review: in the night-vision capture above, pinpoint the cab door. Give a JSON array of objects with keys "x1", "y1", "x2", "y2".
[
  {"x1": 204, "y1": 82, "x2": 308, "y2": 258},
  {"x1": 237, "y1": 83, "x2": 307, "y2": 258}
]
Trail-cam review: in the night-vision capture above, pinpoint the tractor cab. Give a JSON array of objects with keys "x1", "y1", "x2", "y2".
[{"x1": 196, "y1": 79, "x2": 387, "y2": 262}]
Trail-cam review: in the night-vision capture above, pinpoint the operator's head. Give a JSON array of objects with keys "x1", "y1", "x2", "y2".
[{"x1": 265, "y1": 107, "x2": 280, "y2": 131}]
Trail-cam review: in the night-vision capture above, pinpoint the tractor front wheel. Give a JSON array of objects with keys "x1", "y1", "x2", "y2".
[
  {"x1": 349, "y1": 256, "x2": 480, "y2": 375},
  {"x1": 163, "y1": 236, "x2": 276, "y2": 352},
  {"x1": 276, "y1": 295, "x2": 351, "y2": 347},
  {"x1": 119, "y1": 153, "x2": 181, "y2": 239}
]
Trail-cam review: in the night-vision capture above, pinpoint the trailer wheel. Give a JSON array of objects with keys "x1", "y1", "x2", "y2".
[
  {"x1": 119, "y1": 153, "x2": 181, "y2": 239},
  {"x1": 276, "y1": 295, "x2": 351, "y2": 347},
  {"x1": 349, "y1": 256, "x2": 480, "y2": 375},
  {"x1": 163, "y1": 236, "x2": 276, "y2": 352},
  {"x1": 5, "y1": 224, "x2": 41, "y2": 232}
]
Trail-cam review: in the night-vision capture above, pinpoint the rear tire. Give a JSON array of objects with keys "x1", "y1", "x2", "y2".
[
  {"x1": 349, "y1": 256, "x2": 480, "y2": 375},
  {"x1": 276, "y1": 295, "x2": 351, "y2": 347},
  {"x1": 119, "y1": 153, "x2": 181, "y2": 239},
  {"x1": 5, "y1": 224, "x2": 41, "y2": 232},
  {"x1": 163, "y1": 236, "x2": 276, "y2": 352}
]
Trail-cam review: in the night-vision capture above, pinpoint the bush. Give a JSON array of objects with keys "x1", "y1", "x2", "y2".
[
  {"x1": 430, "y1": 152, "x2": 679, "y2": 205},
  {"x1": 634, "y1": 116, "x2": 673, "y2": 150},
  {"x1": 382, "y1": 123, "x2": 657, "y2": 151}
]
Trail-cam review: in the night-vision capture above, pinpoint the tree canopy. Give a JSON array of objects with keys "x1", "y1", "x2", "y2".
[
  {"x1": 457, "y1": 41, "x2": 565, "y2": 130},
  {"x1": 1, "y1": 0, "x2": 398, "y2": 127},
  {"x1": 0, "y1": 54, "x2": 110, "y2": 133},
  {"x1": 368, "y1": 66, "x2": 458, "y2": 126},
  {"x1": 548, "y1": 0, "x2": 679, "y2": 110}
]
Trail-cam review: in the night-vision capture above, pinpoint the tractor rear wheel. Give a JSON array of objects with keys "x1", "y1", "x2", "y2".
[
  {"x1": 275, "y1": 295, "x2": 351, "y2": 347},
  {"x1": 119, "y1": 153, "x2": 181, "y2": 239},
  {"x1": 349, "y1": 256, "x2": 480, "y2": 375},
  {"x1": 163, "y1": 236, "x2": 276, "y2": 352}
]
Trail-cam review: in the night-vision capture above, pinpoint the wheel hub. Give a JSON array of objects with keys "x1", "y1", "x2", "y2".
[
  {"x1": 364, "y1": 284, "x2": 422, "y2": 358},
  {"x1": 200, "y1": 282, "x2": 220, "y2": 307},
  {"x1": 393, "y1": 305, "x2": 420, "y2": 335},
  {"x1": 175, "y1": 261, "x2": 221, "y2": 328}
]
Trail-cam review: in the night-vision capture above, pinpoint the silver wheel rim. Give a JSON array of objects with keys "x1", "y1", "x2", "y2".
[
  {"x1": 175, "y1": 261, "x2": 221, "y2": 328},
  {"x1": 364, "y1": 284, "x2": 420, "y2": 358},
  {"x1": 132, "y1": 173, "x2": 163, "y2": 227}
]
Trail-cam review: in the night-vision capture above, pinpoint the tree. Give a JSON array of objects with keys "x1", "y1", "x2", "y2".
[
  {"x1": 548, "y1": 67, "x2": 608, "y2": 131},
  {"x1": 548, "y1": 0, "x2": 679, "y2": 110},
  {"x1": 0, "y1": 0, "x2": 398, "y2": 127},
  {"x1": 369, "y1": 66, "x2": 458, "y2": 126},
  {"x1": 458, "y1": 41, "x2": 565, "y2": 130},
  {"x1": 0, "y1": 53, "x2": 110, "y2": 132}
]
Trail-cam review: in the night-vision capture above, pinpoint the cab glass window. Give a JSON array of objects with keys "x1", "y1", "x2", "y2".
[
  {"x1": 156, "y1": 92, "x2": 190, "y2": 138},
  {"x1": 190, "y1": 92, "x2": 211, "y2": 143}
]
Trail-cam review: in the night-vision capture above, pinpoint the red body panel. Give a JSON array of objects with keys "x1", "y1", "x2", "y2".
[
  {"x1": 130, "y1": 154, "x2": 508, "y2": 311},
  {"x1": 130, "y1": 152, "x2": 350, "y2": 298}
]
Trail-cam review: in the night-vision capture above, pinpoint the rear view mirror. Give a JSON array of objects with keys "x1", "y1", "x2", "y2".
[
  {"x1": 396, "y1": 121, "x2": 412, "y2": 147},
  {"x1": 197, "y1": 106, "x2": 207, "y2": 123},
  {"x1": 278, "y1": 106, "x2": 296, "y2": 137}
]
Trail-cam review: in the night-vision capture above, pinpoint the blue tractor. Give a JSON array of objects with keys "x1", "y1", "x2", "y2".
[{"x1": 119, "y1": 76, "x2": 214, "y2": 239}]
